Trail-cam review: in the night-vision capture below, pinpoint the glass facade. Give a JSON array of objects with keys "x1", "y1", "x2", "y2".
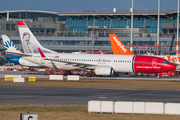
[
  {"x1": 36, "y1": 39, "x2": 174, "y2": 47},
  {"x1": 6, "y1": 23, "x2": 16, "y2": 30},
  {"x1": 0, "y1": 23, "x2": 5, "y2": 30},
  {"x1": 0, "y1": 10, "x2": 178, "y2": 38},
  {"x1": 65, "y1": 14, "x2": 177, "y2": 34}
]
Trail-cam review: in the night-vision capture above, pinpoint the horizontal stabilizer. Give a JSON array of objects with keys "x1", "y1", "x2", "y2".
[{"x1": 6, "y1": 51, "x2": 32, "y2": 57}]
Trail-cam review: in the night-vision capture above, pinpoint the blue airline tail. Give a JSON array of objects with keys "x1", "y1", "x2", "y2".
[{"x1": 2, "y1": 35, "x2": 21, "y2": 64}]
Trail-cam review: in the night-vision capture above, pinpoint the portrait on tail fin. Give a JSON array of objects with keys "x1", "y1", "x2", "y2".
[
  {"x1": 17, "y1": 21, "x2": 57, "y2": 53},
  {"x1": 109, "y1": 34, "x2": 133, "y2": 55},
  {"x1": 22, "y1": 32, "x2": 35, "y2": 53}
]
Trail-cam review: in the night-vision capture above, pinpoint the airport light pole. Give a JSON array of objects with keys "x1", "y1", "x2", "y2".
[
  {"x1": 92, "y1": 14, "x2": 94, "y2": 54},
  {"x1": 130, "y1": 0, "x2": 133, "y2": 54},
  {"x1": 176, "y1": 0, "x2": 179, "y2": 56},
  {"x1": 157, "y1": 0, "x2": 160, "y2": 55},
  {"x1": 86, "y1": 5, "x2": 88, "y2": 53}
]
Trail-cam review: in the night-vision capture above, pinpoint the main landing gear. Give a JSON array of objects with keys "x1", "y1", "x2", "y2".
[{"x1": 86, "y1": 72, "x2": 92, "y2": 77}]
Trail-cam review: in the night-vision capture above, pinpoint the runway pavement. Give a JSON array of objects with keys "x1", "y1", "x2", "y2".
[
  {"x1": 0, "y1": 86, "x2": 180, "y2": 105},
  {"x1": 1, "y1": 71, "x2": 180, "y2": 105}
]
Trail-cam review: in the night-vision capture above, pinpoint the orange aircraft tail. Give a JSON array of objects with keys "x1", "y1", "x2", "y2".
[{"x1": 109, "y1": 34, "x2": 133, "y2": 55}]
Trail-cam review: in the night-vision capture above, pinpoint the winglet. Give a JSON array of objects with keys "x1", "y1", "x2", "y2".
[
  {"x1": 109, "y1": 34, "x2": 133, "y2": 55},
  {"x1": 98, "y1": 49, "x2": 103, "y2": 54},
  {"x1": 17, "y1": 21, "x2": 26, "y2": 26},
  {"x1": 38, "y1": 48, "x2": 46, "y2": 58}
]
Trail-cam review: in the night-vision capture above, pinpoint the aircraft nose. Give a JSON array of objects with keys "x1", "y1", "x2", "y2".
[{"x1": 168, "y1": 63, "x2": 176, "y2": 71}]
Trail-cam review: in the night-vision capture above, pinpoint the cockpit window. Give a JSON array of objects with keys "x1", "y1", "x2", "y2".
[{"x1": 161, "y1": 61, "x2": 168, "y2": 63}]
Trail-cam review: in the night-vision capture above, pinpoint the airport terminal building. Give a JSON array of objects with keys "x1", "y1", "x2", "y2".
[{"x1": 0, "y1": 9, "x2": 179, "y2": 55}]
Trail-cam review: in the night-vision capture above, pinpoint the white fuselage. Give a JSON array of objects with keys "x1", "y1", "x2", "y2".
[{"x1": 23, "y1": 53, "x2": 134, "y2": 72}]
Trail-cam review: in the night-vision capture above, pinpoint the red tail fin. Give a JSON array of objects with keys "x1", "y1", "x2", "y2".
[{"x1": 109, "y1": 34, "x2": 133, "y2": 55}]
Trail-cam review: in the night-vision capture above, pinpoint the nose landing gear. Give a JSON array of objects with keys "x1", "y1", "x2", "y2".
[{"x1": 157, "y1": 74, "x2": 161, "y2": 79}]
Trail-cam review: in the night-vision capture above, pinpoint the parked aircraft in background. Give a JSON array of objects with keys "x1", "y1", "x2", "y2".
[
  {"x1": 109, "y1": 34, "x2": 180, "y2": 71},
  {"x1": 109, "y1": 34, "x2": 133, "y2": 55},
  {"x1": 98, "y1": 49, "x2": 103, "y2": 54},
  {"x1": 2, "y1": 35, "x2": 39, "y2": 67}
]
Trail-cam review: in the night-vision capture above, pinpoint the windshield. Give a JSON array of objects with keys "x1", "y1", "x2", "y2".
[{"x1": 161, "y1": 61, "x2": 168, "y2": 63}]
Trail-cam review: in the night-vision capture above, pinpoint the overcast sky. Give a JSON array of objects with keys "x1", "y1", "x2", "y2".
[{"x1": 0, "y1": 0, "x2": 179, "y2": 13}]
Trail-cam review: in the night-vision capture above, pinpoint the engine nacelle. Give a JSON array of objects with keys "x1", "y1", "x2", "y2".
[{"x1": 95, "y1": 66, "x2": 114, "y2": 76}]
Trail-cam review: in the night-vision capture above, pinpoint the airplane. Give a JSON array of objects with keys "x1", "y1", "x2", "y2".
[
  {"x1": 11, "y1": 21, "x2": 176, "y2": 77},
  {"x1": 2, "y1": 35, "x2": 39, "y2": 67},
  {"x1": 109, "y1": 34, "x2": 180, "y2": 71},
  {"x1": 6, "y1": 44, "x2": 175, "y2": 77}
]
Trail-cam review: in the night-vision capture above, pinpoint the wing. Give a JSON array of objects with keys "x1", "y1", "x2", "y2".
[{"x1": 38, "y1": 48, "x2": 98, "y2": 70}]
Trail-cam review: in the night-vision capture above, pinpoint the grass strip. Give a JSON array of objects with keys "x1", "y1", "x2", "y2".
[{"x1": 0, "y1": 105, "x2": 179, "y2": 120}]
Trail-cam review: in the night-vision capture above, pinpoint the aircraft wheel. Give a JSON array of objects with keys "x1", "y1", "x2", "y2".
[
  {"x1": 157, "y1": 75, "x2": 161, "y2": 79},
  {"x1": 86, "y1": 73, "x2": 92, "y2": 77}
]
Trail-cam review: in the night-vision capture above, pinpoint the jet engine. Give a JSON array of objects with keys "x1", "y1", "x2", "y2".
[{"x1": 95, "y1": 66, "x2": 114, "y2": 76}]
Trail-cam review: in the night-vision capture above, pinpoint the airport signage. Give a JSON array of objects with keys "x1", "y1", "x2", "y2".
[
  {"x1": 28, "y1": 77, "x2": 36, "y2": 81},
  {"x1": 4, "y1": 75, "x2": 22, "y2": 81},
  {"x1": 19, "y1": 113, "x2": 38, "y2": 120}
]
